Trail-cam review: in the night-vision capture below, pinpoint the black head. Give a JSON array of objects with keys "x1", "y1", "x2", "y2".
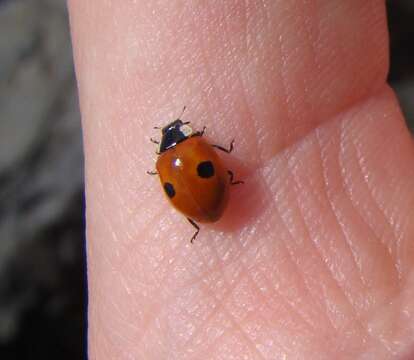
[{"x1": 158, "y1": 119, "x2": 193, "y2": 153}]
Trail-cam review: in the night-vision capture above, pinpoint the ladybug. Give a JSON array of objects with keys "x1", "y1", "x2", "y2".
[{"x1": 148, "y1": 109, "x2": 243, "y2": 243}]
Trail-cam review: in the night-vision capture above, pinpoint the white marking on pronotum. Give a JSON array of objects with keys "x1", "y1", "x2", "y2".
[{"x1": 180, "y1": 124, "x2": 193, "y2": 137}]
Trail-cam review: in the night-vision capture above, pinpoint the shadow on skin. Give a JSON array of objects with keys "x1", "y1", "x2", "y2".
[{"x1": 209, "y1": 160, "x2": 269, "y2": 235}]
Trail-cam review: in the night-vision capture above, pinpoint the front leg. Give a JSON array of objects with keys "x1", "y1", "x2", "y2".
[{"x1": 212, "y1": 139, "x2": 234, "y2": 153}]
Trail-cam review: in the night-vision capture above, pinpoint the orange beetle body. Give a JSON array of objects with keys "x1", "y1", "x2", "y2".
[
  {"x1": 156, "y1": 136, "x2": 229, "y2": 223},
  {"x1": 149, "y1": 118, "x2": 242, "y2": 242}
]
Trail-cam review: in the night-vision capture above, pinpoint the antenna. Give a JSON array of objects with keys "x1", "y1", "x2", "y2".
[{"x1": 178, "y1": 106, "x2": 187, "y2": 120}]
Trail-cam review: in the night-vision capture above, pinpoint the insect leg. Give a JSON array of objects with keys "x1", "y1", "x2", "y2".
[
  {"x1": 227, "y1": 170, "x2": 243, "y2": 185},
  {"x1": 147, "y1": 170, "x2": 158, "y2": 175},
  {"x1": 150, "y1": 138, "x2": 159, "y2": 144},
  {"x1": 193, "y1": 126, "x2": 206, "y2": 137},
  {"x1": 187, "y1": 218, "x2": 200, "y2": 243},
  {"x1": 212, "y1": 139, "x2": 234, "y2": 153}
]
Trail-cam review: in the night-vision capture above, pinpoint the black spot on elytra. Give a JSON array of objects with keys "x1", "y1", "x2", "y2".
[
  {"x1": 164, "y1": 182, "x2": 175, "y2": 198},
  {"x1": 197, "y1": 161, "x2": 215, "y2": 178}
]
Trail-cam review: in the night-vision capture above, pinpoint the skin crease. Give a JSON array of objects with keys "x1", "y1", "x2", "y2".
[{"x1": 68, "y1": 0, "x2": 414, "y2": 359}]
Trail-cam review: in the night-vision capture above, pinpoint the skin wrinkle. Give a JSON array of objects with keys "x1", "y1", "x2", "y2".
[
  {"x1": 314, "y1": 126, "x2": 367, "y2": 295},
  {"x1": 125, "y1": 206, "x2": 167, "y2": 247},
  {"x1": 257, "y1": 0, "x2": 284, "y2": 158},
  {"x1": 230, "y1": 279, "x2": 298, "y2": 358},
  {"x1": 241, "y1": 0, "x2": 267, "y2": 163},
  {"x1": 338, "y1": 115, "x2": 402, "y2": 286},
  {"x1": 185, "y1": 208, "x2": 314, "y2": 356},
  {"x1": 264, "y1": 163, "x2": 336, "y2": 334},
  {"x1": 192, "y1": 238, "x2": 262, "y2": 355},
  {"x1": 205, "y1": 323, "x2": 266, "y2": 360},
  {"x1": 104, "y1": 295, "x2": 142, "y2": 345},
  {"x1": 313, "y1": 125, "x2": 393, "y2": 354},
  {"x1": 120, "y1": 224, "x2": 176, "y2": 292},
  {"x1": 339, "y1": 148, "x2": 399, "y2": 300},
  {"x1": 223, "y1": 9, "x2": 259, "y2": 159},
  {"x1": 184, "y1": 256, "x2": 267, "y2": 360},
  {"x1": 243, "y1": 249, "x2": 319, "y2": 336},
  {"x1": 386, "y1": 188, "x2": 409, "y2": 275},
  {"x1": 352, "y1": 129, "x2": 401, "y2": 263},
  {"x1": 221, "y1": 0, "x2": 262, "y2": 164},
  {"x1": 283, "y1": 155, "x2": 344, "y2": 333},
  {"x1": 176, "y1": 217, "x2": 264, "y2": 292},
  {"x1": 129, "y1": 236, "x2": 192, "y2": 350},
  {"x1": 125, "y1": 205, "x2": 272, "y2": 352},
  {"x1": 301, "y1": 0, "x2": 325, "y2": 128},
  {"x1": 274, "y1": 6, "x2": 293, "y2": 153},
  {"x1": 247, "y1": 201, "x2": 326, "y2": 329},
  {"x1": 293, "y1": 1, "x2": 318, "y2": 132},
  {"x1": 244, "y1": 313, "x2": 292, "y2": 360},
  {"x1": 208, "y1": 297, "x2": 267, "y2": 360},
  {"x1": 392, "y1": 163, "x2": 414, "y2": 276},
  {"x1": 252, "y1": 0, "x2": 286, "y2": 139},
  {"x1": 334, "y1": 96, "x2": 404, "y2": 268},
  {"x1": 95, "y1": 291, "x2": 131, "y2": 357},
  {"x1": 362, "y1": 296, "x2": 408, "y2": 356},
  {"x1": 186, "y1": 3, "x2": 223, "y2": 139},
  {"x1": 181, "y1": 271, "x2": 244, "y2": 347},
  {"x1": 396, "y1": 194, "x2": 414, "y2": 277},
  {"x1": 191, "y1": 87, "x2": 396, "y2": 219},
  {"x1": 242, "y1": 0, "x2": 250, "y2": 58},
  {"x1": 299, "y1": 1, "x2": 385, "y2": 144},
  {"x1": 174, "y1": 229, "x2": 253, "y2": 292},
  {"x1": 234, "y1": 237, "x2": 318, "y2": 334},
  {"x1": 355, "y1": 145, "x2": 401, "y2": 263},
  {"x1": 337, "y1": 118, "x2": 376, "y2": 278},
  {"x1": 286, "y1": 142, "x2": 359, "y2": 330},
  {"x1": 262, "y1": 166, "x2": 331, "y2": 329},
  {"x1": 134, "y1": 225, "x2": 251, "y2": 352}
]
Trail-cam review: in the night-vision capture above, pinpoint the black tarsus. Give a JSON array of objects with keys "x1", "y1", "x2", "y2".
[
  {"x1": 147, "y1": 170, "x2": 158, "y2": 175},
  {"x1": 212, "y1": 139, "x2": 234, "y2": 153},
  {"x1": 187, "y1": 218, "x2": 200, "y2": 243},
  {"x1": 228, "y1": 170, "x2": 243, "y2": 185}
]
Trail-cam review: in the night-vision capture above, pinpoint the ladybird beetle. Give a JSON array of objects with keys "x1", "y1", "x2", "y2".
[{"x1": 148, "y1": 109, "x2": 243, "y2": 243}]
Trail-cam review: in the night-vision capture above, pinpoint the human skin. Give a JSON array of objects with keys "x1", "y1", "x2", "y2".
[{"x1": 68, "y1": 1, "x2": 414, "y2": 359}]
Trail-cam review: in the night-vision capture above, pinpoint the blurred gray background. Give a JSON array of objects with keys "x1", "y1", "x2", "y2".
[
  {"x1": 0, "y1": 0, "x2": 412, "y2": 359},
  {"x1": 0, "y1": 0, "x2": 84, "y2": 359}
]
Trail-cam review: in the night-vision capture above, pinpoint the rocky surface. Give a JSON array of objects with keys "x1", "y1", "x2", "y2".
[{"x1": 0, "y1": 0, "x2": 411, "y2": 359}]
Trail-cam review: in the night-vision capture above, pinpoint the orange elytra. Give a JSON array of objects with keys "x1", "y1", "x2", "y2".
[{"x1": 148, "y1": 110, "x2": 243, "y2": 242}]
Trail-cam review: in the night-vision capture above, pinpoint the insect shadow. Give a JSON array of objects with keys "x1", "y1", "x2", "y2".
[{"x1": 209, "y1": 158, "x2": 269, "y2": 235}]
